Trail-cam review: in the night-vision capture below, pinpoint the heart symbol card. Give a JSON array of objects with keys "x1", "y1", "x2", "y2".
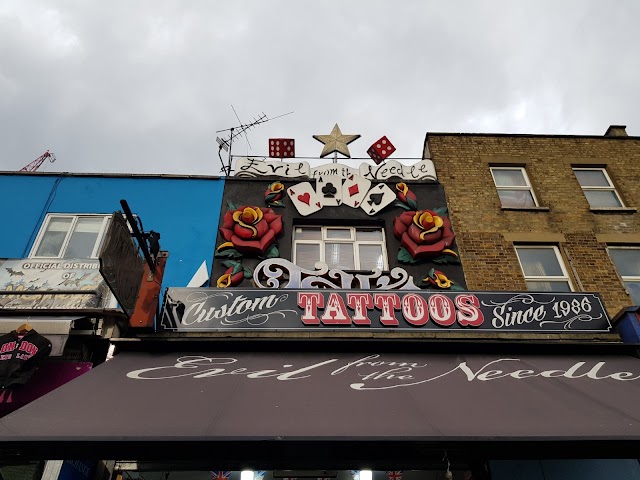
[{"x1": 288, "y1": 182, "x2": 323, "y2": 216}]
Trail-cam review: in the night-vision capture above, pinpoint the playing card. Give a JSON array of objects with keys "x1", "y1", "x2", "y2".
[
  {"x1": 341, "y1": 174, "x2": 371, "y2": 208},
  {"x1": 361, "y1": 183, "x2": 396, "y2": 215},
  {"x1": 316, "y1": 175, "x2": 343, "y2": 207},
  {"x1": 287, "y1": 182, "x2": 323, "y2": 216}
]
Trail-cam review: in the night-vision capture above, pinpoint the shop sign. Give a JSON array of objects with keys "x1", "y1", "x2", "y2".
[
  {"x1": 159, "y1": 288, "x2": 611, "y2": 333},
  {"x1": 0, "y1": 259, "x2": 106, "y2": 310},
  {"x1": 234, "y1": 157, "x2": 437, "y2": 181},
  {"x1": 98, "y1": 211, "x2": 144, "y2": 317}
]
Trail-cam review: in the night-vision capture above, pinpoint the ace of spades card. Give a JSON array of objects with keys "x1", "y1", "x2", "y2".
[
  {"x1": 316, "y1": 175, "x2": 343, "y2": 207},
  {"x1": 287, "y1": 182, "x2": 323, "y2": 216},
  {"x1": 341, "y1": 174, "x2": 371, "y2": 208},
  {"x1": 361, "y1": 183, "x2": 396, "y2": 215}
]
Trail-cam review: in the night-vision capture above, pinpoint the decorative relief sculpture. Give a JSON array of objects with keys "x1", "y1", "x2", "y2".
[
  {"x1": 218, "y1": 205, "x2": 283, "y2": 257},
  {"x1": 393, "y1": 208, "x2": 458, "y2": 262},
  {"x1": 312, "y1": 123, "x2": 361, "y2": 158},
  {"x1": 252, "y1": 258, "x2": 420, "y2": 290},
  {"x1": 264, "y1": 181, "x2": 285, "y2": 208},
  {"x1": 422, "y1": 268, "x2": 464, "y2": 291},
  {"x1": 216, "y1": 260, "x2": 253, "y2": 288},
  {"x1": 234, "y1": 157, "x2": 437, "y2": 181},
  {"x1": 394, "y1": 182, "x2": 418, "y2": 210},
  {"x1": 215, "y1": 203, "x2": 284, "y2": 288}
]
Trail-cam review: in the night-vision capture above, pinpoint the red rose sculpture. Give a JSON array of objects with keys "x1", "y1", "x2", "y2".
[
  {"x1": 219, "y1": 206, "x2": 283, "y2": 256},
  {"x1": 393, "y1": 209, "x2": 456, "y2": 259},
  {"x1": 395, "y1": 182, "x2": 418, "y2": 210},
  {"x1": 264, "y1": 181, "x2": 285, "y2": 208},
  {"x1": 217, "y1": 267, "x2": 245, "y2": 288}
]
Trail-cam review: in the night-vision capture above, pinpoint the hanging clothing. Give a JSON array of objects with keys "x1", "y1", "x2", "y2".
[{"x1": 0, "y1": 329, "x2": 52, "y2": 389}]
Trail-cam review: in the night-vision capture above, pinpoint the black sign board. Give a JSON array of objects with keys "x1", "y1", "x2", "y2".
[
  {"x1": 159, "y1": 288, "x2": 611, "y2": 333},
  {"x1": 99, "y1": 212, "x2": 144, "y2": 317}
]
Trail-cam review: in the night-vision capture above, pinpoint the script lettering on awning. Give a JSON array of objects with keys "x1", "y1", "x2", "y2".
[{"x1": 126, "y1": 354, "x2": 640, "y2": 391}]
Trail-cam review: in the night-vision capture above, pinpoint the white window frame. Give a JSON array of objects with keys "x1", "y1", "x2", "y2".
[
  {"x1": 572, "y1": 167, "x2": 624, "y2": 208},
  {"x1": 29, "y1": 214, "x2": 112, "y2": 259},
  {"x1": 607, "y1": 246, "x2": 640, "y2": 303},
  {"x1": 490, "y1": 166, "x2": 539, "y2": 207},
  {"x1": 514, "y1": 245, "x2": 574, "y2": 291},
  {"x1": 292, "y1": 226, "x2": 389, "y2": 271}
]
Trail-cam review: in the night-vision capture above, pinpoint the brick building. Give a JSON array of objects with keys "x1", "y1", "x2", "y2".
[{"x1": 425, "y1": 125, "x2": 640, "y2": 327}]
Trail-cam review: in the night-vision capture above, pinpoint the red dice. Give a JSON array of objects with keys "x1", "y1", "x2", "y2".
[
  {"x1": 367, "y1": 136, "x2": 395, "y2": 164},
  {"x1": 269, "y1": 138, "x2": 295, "y2": 158}
]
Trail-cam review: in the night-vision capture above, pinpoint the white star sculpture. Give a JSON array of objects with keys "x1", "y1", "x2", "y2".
[{"x1": 312, "y1": 124, "x2": 361, "y2": 158}]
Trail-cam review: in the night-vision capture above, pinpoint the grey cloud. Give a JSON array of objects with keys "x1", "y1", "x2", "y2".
[{"x1": 0, "y1": 0, "x2": 638, "y2": 174}]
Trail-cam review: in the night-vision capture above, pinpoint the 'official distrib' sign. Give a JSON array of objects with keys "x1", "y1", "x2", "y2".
[
  {"x1": 0, "y1": 259, "x2": 106, "y2": 310},
  {"x1": 160, "y1": 288, "x2": 611, "y2": 333}
]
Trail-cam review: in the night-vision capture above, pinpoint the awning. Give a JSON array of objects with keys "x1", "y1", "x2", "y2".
[{"x1": 0, "y1": 350, "x2": 639, "y2": 464}]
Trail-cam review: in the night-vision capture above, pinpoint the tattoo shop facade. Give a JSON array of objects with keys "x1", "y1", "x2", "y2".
[{"x1": 1, "y1": 158, "x2": 639, "y2": 480}]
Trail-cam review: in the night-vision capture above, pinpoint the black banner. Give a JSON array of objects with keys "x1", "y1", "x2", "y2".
[{"x1": 159, "y1": 288, "x2": 611, "y2": 333}]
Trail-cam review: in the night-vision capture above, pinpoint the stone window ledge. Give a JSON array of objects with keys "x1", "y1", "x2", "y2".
[
  {"x1": 590, "y1": 207, "x2": 637, "y2": 214},
  {"x1": 501, "y1": 206, "x2": 550, "y2": 212}
]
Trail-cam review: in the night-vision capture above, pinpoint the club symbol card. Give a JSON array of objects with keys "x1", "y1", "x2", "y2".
[
  {"x1": 316, "y1": 175, "x2": 343, "y2": 207},
  {"x1": 288, "y1": 182, "x2": 323, "y2": 216},
  {"x1": 341, "y1": 174, "x2": 371, "y2": 208},
  {"x1": 361, "y1": 183, "x2": 396, "y2": 215}
]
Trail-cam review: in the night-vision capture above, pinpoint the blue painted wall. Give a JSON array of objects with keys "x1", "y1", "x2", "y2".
[{"x1": 0, "y1": 173, "x2": 224, "y2": 288}]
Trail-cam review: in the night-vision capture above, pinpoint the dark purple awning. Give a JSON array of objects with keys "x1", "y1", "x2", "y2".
[{"x1": 0, "y1": 351, "x2": 639, "y2": 462}]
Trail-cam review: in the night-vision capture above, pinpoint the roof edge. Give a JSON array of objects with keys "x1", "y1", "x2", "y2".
[
  {"x1": 426, "y1": 131, "x2": 640, "y2": 140},
  {"x1": 0, "y1": 171, "x2": 223, "y2": 179}
]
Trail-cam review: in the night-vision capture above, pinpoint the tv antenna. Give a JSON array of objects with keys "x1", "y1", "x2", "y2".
[{"x1": 215, "y1": 107, "x2": 293, "y2": 175}]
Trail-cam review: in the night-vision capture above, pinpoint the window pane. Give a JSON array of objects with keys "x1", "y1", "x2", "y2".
[
  {"x1": 294, "y1": 227, "x2": 321, "y2": 240},
  {"x1": 574, "y1": 169, "x2": 610, "y2": 187},
  {"x1": 325, "y1": 243, "x2": 355, "y2": 269},
  {"x1": 625, "y1": 281, "x2": 640, "y2": 305},
  {"x1": 95, "y1": 217, "x2": 111, "y2": 254},
  {"x1": 34, "y1": 217, "x2": 72, "y2": 257},
  {"x1": 609, "y1": 249, "x2": 640, "y2": 277},
  {"x1": 356, "y1": 228, "x2": 383, "y2": 241},
  {"x1": 497, "y1": 190, "x2": 536, "y2": 208},
  {"x1": 295, "y1": 244, "x2": 320, "y2": 270},
  {"x1": 64, "y1": 217, "x2": 104, "y2": 258},
  {"x1": 359, "y1": 244, "x2": 384, "y2": 270},
  {"x1": 584, "y1": 190, "x2": 622, "y2": 208},
  {"x1": 526, "y1": 280, "x2": 572, "y2": 292},
  {"x1": 325, "y1": 228, "x2": 351, "y2": 240},
  {"x1": 517, "y1": 248, "x2": 564, "y2": 276},
  {"x1": 492, "y1": 169, "x2": 527, "y2": 187}
]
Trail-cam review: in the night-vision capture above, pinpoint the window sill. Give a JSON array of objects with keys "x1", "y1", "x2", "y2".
[
  {"x1": 590, "y1": 207, "x2": 637, "y2": 214},
  {"x1": 501, "y1": 206, "x2": 550, "y2": 212}
]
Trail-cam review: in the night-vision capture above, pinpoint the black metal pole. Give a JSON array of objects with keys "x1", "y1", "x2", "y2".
[{"x1": 120, "y1": 199, "x2": 155, "y2": 272}]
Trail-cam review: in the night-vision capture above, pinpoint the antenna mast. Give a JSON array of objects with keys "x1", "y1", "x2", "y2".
[{"x1": 215, "y1": 109, "x2": 293, "y2": 175}]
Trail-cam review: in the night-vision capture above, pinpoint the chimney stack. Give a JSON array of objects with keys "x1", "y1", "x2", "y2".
[{"x1": 605, "y1": 125, "x2": 628, "y2": 137}]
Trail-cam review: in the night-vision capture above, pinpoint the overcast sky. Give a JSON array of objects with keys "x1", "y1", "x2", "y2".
[{"x1": 1, "y1": 1, "x2": 638, "y2": 175}]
